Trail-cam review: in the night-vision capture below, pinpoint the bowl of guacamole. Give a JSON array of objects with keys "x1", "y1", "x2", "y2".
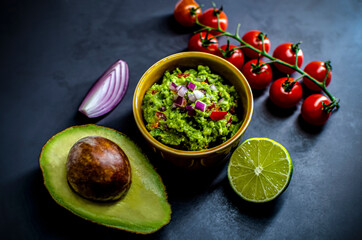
[
  {"x1": 143, "y1": 65, "x2": 242, "y2": 151},
  {"x1": 133, "y1": 52, "x2": 253, "y2": 169}
]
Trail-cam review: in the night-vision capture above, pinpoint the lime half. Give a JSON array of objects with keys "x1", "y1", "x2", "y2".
[{"x1": 227, "y1": 138, "x2": 293, "y2": 203}]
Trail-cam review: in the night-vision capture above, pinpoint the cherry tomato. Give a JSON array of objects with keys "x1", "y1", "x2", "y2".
[
  {"x1": 188, "y1": 32, "x2": 220, "y2": 55},
  {"x1": 303, "y1": 61, "x2": 332, "y2": 91},
  {"x1": 241, "y1": 59, "x2": 273, "y2": 89},
  {"x1": 301, "y1": 94, "x2": 331, "y2": 125},
  {"x1": 269, "y1": 77, "x2": 303, "y2": 108},
  {"x1": 273, "y1": 42, "x2": 304, "y2": 74},
  {"x1": 219, "y1": 43, "x2": 244, "y2": 69},
  {"x1": 174, "y1": 0, "x2": 202, "y2": 27},
  {"x1": 199, "y1": 6, "x2": 228, "y2": 35},
  {"x1": 241, "y1": 30, "x2": 271, "y2": 59}
]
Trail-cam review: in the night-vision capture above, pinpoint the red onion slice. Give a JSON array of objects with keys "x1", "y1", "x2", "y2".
[
  {"x1": 78, "y1": 59, "x2": 129, "y2": 118},
  {"x1": 80, "y1": 73, "x2": 112, "y2": 112},
  {"x1": 94, "y1": 70, "x2": 116, "y2": 108},
  {"x1": 195, "y1": 101, "x2": 206, "y2": 112},
  {"x1": 91, "y1": 66, "x2": 122, "y2": 115}
]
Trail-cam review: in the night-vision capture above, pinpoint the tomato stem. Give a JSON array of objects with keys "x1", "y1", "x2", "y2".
[
  {"x1": 250, "y1": 56, "x2": 262, "y2": 73},
  {"x1": 291, "y1": 41, "x2": 302, "y2": 53},
  {"x1": 322, "y1": 98, "x2": 340, "y2": 113},
  {"x1": 261, "y1": 60, "x2": 277, "y2": 66},
  {"x1": 194, "y1": 16, "x2": 340, "y2": 112},
  {"x1": 295, "y1": 75, "x2": 304, "y2": 82},
  {"x1": 251, "y1": 56, "x2": 273, "y2": 73},
  {"x1": 216, "y1": 11, "x2": 222, "y2": 32},
  {"x1": 322, "y1": 61, "x2": 332, "y2": 88},
  {"x1": 294, "y1": 43, "x2": 300, "y2": 67},
  {"x1": 220, "y1": 38, "x2": 235, "y2": 58},
  {"x1": 282, "y1": 75, "x2": 294, "y2": 92},
  {"x1": 235, "y1": 24, "x2": 241, "y2": 39},
  {"x1": 189, "y1": 6, "x2": 201, "y2": 16},
  {"x1": 259, "y1": 32, "x2": 268, "y2": 55},
  {"x1": 200, "y1": 31, "x2": 217, "y2": 49},
  {"x1": 282, "y1": 74, "x2": 302, "y2": 93}
]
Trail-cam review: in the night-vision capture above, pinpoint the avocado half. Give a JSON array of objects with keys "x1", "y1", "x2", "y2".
[{"x1": 39, "y1": 124, "x2": 171, "y2": 234}]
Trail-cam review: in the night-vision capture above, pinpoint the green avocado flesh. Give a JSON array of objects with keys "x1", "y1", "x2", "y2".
[{"x1": 39, "y1": 124, "x2": 171, "y2": 234}]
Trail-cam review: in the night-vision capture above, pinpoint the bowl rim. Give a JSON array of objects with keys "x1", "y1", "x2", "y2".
[{"x1": 133, "y1": 51, "x2": 253, "y2": 156}]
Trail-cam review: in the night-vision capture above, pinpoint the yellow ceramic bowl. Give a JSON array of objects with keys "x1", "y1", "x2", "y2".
[{"x1": 133, "y1": 52, "x2": 253, "y2": 170}]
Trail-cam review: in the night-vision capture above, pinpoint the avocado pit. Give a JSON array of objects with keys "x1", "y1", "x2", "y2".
[{"x1": 66, "y1": 136, "x2": 131, "y2": 201}]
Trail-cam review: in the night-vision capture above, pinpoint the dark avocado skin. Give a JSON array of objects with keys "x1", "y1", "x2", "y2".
[{"x1": 66, "y1": 136, "x2": 132, "y2": 202}]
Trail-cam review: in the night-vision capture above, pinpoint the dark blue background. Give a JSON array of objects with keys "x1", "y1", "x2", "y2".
[{"x1": 1, "y1": 0, "x2": 361, "y2": 239}]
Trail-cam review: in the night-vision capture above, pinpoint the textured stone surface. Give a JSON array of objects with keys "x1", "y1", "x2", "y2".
[{"x1": 1, "y1": 0, "x2": 361, "y2": 239}]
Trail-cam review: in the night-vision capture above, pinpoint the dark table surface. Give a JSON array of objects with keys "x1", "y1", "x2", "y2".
[{"x1": 1, "y1": 0, "x2": 362, "y2": 239}]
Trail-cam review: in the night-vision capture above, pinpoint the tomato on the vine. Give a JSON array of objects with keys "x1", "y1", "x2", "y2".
[
  {"x1": 273, "y1": 42, "x2": 304, "y2": 74},
  {"x1": 269, "y1": 77, "x2": 303, "y2": 108},
  {"x1": 241, "y1": 59, "x2": 273, "y2": 89},
  {"x1": 188, "y1": 32, "x2": 220, "y2": 55},
  {"x1": 303, "y1": 61, "x2": 332, "y2": 91},
  {"x1": 174, "y1": 0, "x2": 202, "y2": 27},
  {"x1": 241, "y1": 30, "x2": 271, "y2": 59},
  {"x1": 199, "y1": 5, "x2": 228, "y2": 35},
  {"x1": 219, "y1": 43, "x2": 244, "y2": 69},
  {"x1": 301, "y1": 94, "x2": 331, "y2": 125}
]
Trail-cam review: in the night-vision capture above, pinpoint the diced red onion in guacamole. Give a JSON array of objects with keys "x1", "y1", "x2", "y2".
[
  {"x1": 186, "y1": 105, "x2": 193, "y2": 111},
  {"x1": 188, "y1": 93, "x2": 196, "y2": 102},
  {"x1": 188, "y1": 82, "x2": 196, "y2": 91},
  {"x1": 186, "y1": 105, "x2": 196, "y2": 116},
  {"x1": 174, "y1": 96, "x2": 186, "y2": 107},
  {"x1": 195, "y1": 101, "x2": 206, "y2": 112},
  {"x1": 210, "y1": 84, "x2": 217, "y2": 91},
  {"x1": 193, "y1": 90, "x2": 204, "y2": 99},
  {"x1": 169, "y1": 82, "x2": 177, "y2": 91},
  {"x1": 177, "y1": 85, "x2": 188, "y2": 97}
]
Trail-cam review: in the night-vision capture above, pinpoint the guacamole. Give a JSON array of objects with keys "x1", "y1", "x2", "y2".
[{"x1": 142, "y1": 65, "x2": 242, "y2": 151}]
